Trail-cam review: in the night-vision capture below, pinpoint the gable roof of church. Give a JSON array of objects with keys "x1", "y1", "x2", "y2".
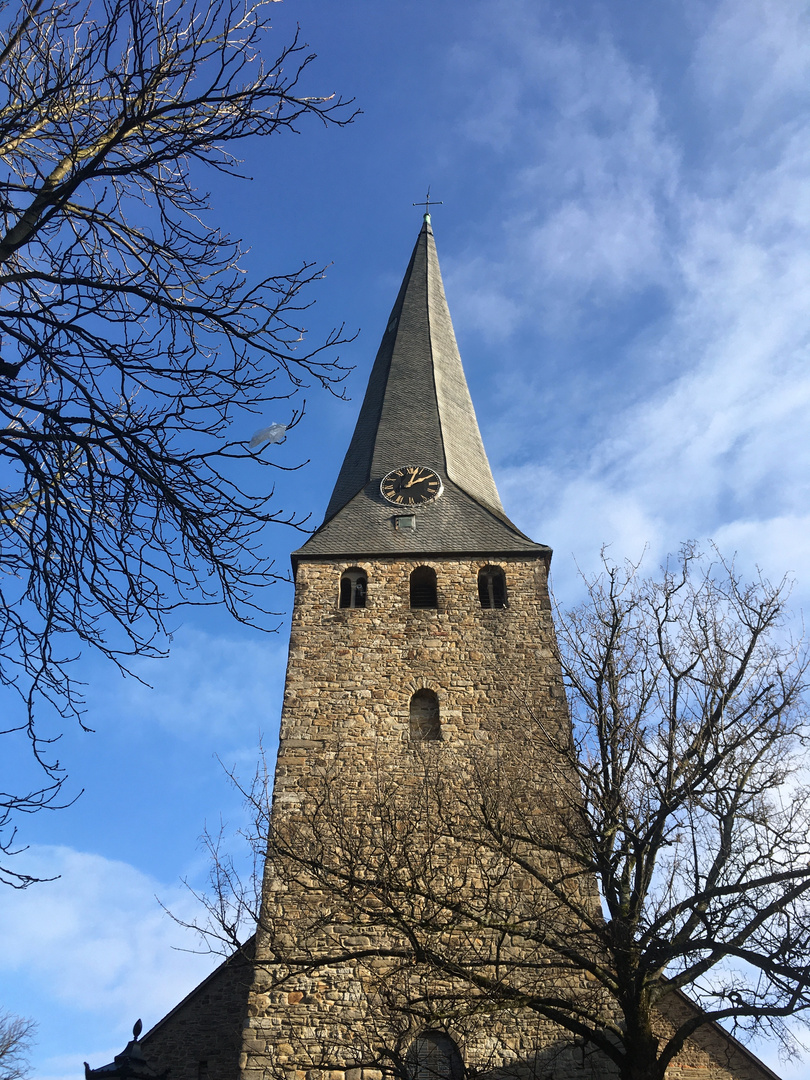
[{"x1": 293, "y1": 218, "x2": 550, "y2": 563}]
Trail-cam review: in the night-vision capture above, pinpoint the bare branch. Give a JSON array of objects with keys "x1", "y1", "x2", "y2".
[
  {"x1": 0, "y1": 1012, "x2": 35, "y2": 1080},
  {"x1": 0, "y1": 0, "x2": 356, "y2": 877},
  {"x1": 185, "y1": 546, "x2": 810, "y2": 1080}
]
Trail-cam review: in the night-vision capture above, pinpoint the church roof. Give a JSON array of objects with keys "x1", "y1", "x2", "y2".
[{"x1": 294, "y1": 218, "x2": 550, "y2": 563}]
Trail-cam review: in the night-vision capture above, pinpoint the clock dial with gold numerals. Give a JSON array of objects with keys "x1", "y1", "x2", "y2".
[{"x1": 381, "y1": 465, "x2": 443, "y2": 505}]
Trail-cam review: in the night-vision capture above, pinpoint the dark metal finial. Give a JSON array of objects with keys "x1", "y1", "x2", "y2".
[
  {"x1": 412, "y1": 186, "x2": 443, "y2": 222},
  {"x1": 85, "y1": 1017, "x2": 168, "y2": 1080}
]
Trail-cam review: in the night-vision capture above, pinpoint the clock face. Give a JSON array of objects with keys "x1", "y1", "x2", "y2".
[{"x1": 381, "y1": 465, "x2": 443, "y2": 505}]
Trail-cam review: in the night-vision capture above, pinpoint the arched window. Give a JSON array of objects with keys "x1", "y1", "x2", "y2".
[
  {"x1": 406, "y1": 1032, "x2": 463, "y2": 1080},
  {"x1": 410, "y1": 690, "x2": 440, "y2": 741},
  {"x1": 478, "y1": 565, "x2": 507, "y2": 609},
  {"x1": 410, "y1": 565, "x2": 437, "y2": 609},
  {"x1": 339, "y1": 567, "x2": 367, "y2": 609}
]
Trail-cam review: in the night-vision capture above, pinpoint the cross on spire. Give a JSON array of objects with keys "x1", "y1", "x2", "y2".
[{"x1": 412, "y1": 186, "x2": 443, "y2": 221}]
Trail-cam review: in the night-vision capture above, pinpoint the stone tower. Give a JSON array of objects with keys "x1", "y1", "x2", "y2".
[
  {"x1": 141, "y1": 219, "x2": 783, "y2": 1080},
  {"x1": 242, "y1": 215, "x2": 571, "y2": 1079},
  {"x1": 240, "y1": 214, "x2": 570, "y2": 1075}
]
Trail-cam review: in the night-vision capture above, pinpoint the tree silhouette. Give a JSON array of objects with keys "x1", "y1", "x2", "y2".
[{"x1": 0, "y1": 0, "x2": 354, "y2": 884}]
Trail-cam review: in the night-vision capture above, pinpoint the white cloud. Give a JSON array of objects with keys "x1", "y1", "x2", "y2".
[
  {"x1": 445, "y1": 0, "x2": 810, "y2": 617},
  {"x1": 0, "y1": 846, "x2": 217, "y2": 1020},
  {"x1": 445, "y1": 4, "x2": 678, "y2": 334},
  {"x1": 691, "y1": 0, "x2": 810, "y2": 139},
  {"x1": 87, "y1": 627, "x2": 289, "y2": 741},
  {"x1": 0, "y1": 845, "x2": 226, "y2": 1080}
]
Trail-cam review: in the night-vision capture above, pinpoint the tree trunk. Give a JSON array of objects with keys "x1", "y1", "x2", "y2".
[{"x1": 621, "y1": 1007, "x2": 665, "y2": 1080}]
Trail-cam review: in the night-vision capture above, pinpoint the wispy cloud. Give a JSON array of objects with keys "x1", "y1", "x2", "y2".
[
  {"x1": 691, "y1": 0, "x2": 810, "y2": 139},
  {"x1": 441, "y1": 0, "x2": 810, "y2": 607},
  {"x1": 0, "y1": 846, "x2": 214, "y2": 1012},
  {"x1": 86, "y1": 626, "x2": 289, "y2": 742},
  {"x1": 0, "y1": 846, "x2": 218, "y2": 1079},
  {"x1": 446, "y1": 6, "x2": 678, "y2": 332}
]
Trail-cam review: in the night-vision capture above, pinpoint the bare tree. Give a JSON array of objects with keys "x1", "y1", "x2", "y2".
[
  {"x1": 194, "y1": 546, "x2": 810, "y2": 1080},
  {"x1": 0, "y1": 0, "x2": 354, "y2": 883},
  {"x1": 0, "y1": 1013, "x2": 35, "y2": 1080}
]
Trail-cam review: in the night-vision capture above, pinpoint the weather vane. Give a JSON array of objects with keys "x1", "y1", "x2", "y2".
[{"x1": 413, "y1": 186, "x2": 443, "y2": 218}]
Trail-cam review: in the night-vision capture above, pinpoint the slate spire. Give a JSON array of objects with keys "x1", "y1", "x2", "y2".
[{"x1": 294, "y1": 219, "x2": 549, "y2": 561}]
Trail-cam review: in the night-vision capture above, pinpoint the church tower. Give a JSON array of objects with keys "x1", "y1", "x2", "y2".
[
  {"x1": 239, "y1": 216, "x2": 580, "y2": 1080},
  {"x1": 139, "y1": 217, "x2": 784, "y2": 1080}
]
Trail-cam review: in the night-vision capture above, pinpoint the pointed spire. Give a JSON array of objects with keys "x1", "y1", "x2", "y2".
[
  {"x1": 324, "y1": 218, "x2": 504, "y2": 521},
  {"x1": 295, "y1": 221, "x2": 548, "y2": 561}
]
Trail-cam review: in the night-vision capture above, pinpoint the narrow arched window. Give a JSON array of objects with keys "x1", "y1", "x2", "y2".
[
  {"x1": 339, "y1": 567, "x2": 367, "y2": 609},
  {"x1": 410, "y1": 690, "x2": 440, "y2": 741},
  {"x1": 478, "y1": 565, "x2": 507, "y2": 609},
  {"x1": 410, "y1": 566, "x2": 437, "y2": 609},
  {"x1": 406, "y1": 1032, "x2": 463, "y2": 1080}
]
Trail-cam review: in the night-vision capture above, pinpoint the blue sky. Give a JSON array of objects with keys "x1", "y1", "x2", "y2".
[{"x1": 2, "y1": 0, "x2": 810, "y2": 1077}]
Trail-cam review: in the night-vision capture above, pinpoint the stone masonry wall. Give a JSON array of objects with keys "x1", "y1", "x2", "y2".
[
  {"x1": 243, "y1": 553, "x2": 595, "y2": 1080},
  {"x1": 141, "y1": 945, "x2": 254, "y2": 1080},
  {"x1": 133, "y1": 552, "x2": 782, "y2": 1080},
  {"x1": 240, "y1": 554, "x2": 782, "y2": 1080}
]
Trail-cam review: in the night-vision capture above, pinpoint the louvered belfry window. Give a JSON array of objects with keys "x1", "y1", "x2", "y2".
[
  {"x1": 478, "y1": 565, "x2": 507, "y2": 609},
  {"x1": 410, "y1": 565, "x2": 437, "y2": 609}
]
